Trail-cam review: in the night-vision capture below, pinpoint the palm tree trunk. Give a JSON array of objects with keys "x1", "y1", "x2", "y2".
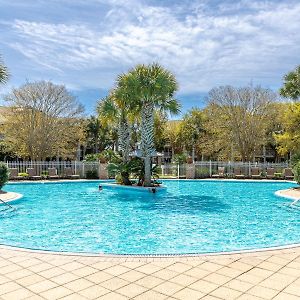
[
  {"x1": 119, "y1": 113, "x2": 130, "y2": 162},
  {"x1": 141, "y1": 101, "x2": 155, "y2": 187},
  {"x1": 144, "y1": 156, "x2": 151, "y2": 186}
]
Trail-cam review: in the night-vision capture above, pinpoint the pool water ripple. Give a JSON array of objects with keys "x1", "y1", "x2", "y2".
[{"x1": 0, "y1": 180, "x2": 299, "y2": 254}]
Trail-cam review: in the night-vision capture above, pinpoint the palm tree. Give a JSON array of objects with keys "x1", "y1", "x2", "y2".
[
  {"x1": 117, "y1": 63, "x2": 180, "y2": 186},
  {"x1": 97, "y1": 90, "x2": 134, "y2": 162},
  {"x1": 0, "y1": 56, "x2": 9, "y2": 85}
]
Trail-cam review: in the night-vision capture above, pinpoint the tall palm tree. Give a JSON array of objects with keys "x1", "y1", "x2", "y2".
[
  {"x1": 97, "y1": 90, "x2": 133, "y2": 162},
  {"x1": 0, "y1": 56, "x2": 9, "y2": 85},
  {"x1": 117, "y1": 63, "x2": 180, "y2": 186}
]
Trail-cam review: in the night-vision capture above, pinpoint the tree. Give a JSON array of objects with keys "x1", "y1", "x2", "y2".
[
  {"x1": 164, "y1": 120, "x2": 182, "y2": 158},
  {"x1": 3, "y1": 81, "x2": 84, "y2": 160},
  {"x1": 274, "y1": 102, "x2": 300, "y2": 157},
  {"x1": 179, "y1": 108, "x2": 206, "y2": 161},
  {"x1": 207, "y1": 85, "x2": 278, "y2": 161},
  {"x1": 116, "y1": 63, "x2": 180, "y2": 186},
  {"x1": 153, "y1": 111, "x2": 168, "y2": 152},
  {"x1": 280, "y1": 65, "x2": 300, "y2": 100},
  {"x1": 0, "y1": 162, "x2": 9, "y2": 190},
  {"x1": 98, "y1": 91, "x2": 134, "y2": 162},
  {"x1": 0, "y1": 56, "x2": 9, "y2": 85},
  {"x1": 84, "y1": 116, "x2": 111, "y2": 154},
  {"x1": 201, "y1": 104, "x2": 233, "y2": 160}
]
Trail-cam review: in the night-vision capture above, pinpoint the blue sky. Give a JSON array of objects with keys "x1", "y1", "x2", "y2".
[{"x1": 0, "y1": 0, "x2": 299, "y2": 116}]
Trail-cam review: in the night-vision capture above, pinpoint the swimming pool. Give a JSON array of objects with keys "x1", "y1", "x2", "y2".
[{"x1": 0, "y1": 180, "x2": 299, "y2": 255}]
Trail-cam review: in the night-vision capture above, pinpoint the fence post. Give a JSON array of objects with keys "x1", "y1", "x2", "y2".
[
  {"x1": 209, "y1": 160, "x2": 212, "y2": 177},
  {"x1": 177, "y1": 164, "x2": 180, "y2": 179},
  {"x1": 161, "y1": 165, "x2": 164, "y2": 178},
  {"x1": 248, "y1": 161, "x2": 251, "y2": 177}
]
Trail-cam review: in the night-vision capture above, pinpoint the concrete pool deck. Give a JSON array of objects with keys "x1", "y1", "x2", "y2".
[
  {"x1": 275, "y1": 188, "x2": 300, "y2": 201},
  {"x1": 0, "y1": 191, "x2": 23, "y2": 203},
  {"x1": 0, "y1": 245, "x2": 300, "y2": 300}
]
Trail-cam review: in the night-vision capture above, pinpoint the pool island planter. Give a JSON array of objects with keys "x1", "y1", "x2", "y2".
[{"x1": 101, "y1": 182, "x2": 167, "y2": 193}]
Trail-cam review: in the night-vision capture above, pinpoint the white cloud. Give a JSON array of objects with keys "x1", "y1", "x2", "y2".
[{"x1": 3, "y1": 0, "x2": 300, "y2": 93}]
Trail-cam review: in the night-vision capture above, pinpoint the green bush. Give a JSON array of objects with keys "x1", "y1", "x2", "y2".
[
  {"x1": 172, "y1": 153, "x2": 187, "y2": 164},
  {"x1": 85, "y1": 169, "x2": 98, "y2": 179},
  {"x1": 293, "y1": 161, "x2": 300, "y2": 184},
  {"x1": 84, "y1": 154, "x2": 99, "y2": 162},
  {"x1": 0, "y1": 163, "x2": 9, "y2": 190}
]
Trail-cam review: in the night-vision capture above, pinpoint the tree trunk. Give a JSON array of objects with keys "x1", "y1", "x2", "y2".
[
  {"x1": 192, "y1": 144, "x2": 195, "y2": 163},
  {"x1": 119, "y1": 113, "x2": 130, "y2": 162},
  {"x1": 121, "y1": 172, "x2": 132, "y2": 185},
  {"x1": 140, "y1": 101, "x2": 155, "y2": 187},
  {"x1": 144, "y1": 156, "x2": 152, "y2": 187}
]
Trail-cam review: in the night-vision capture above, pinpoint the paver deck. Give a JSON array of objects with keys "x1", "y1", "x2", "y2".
[{"x1": 0, "y1": 246, "x2": 299, "y2": 299}]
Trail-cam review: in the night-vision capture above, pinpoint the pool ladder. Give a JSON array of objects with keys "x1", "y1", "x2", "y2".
[{"x1": 0, "y1": 198, "x2": 16, "y2": 211}]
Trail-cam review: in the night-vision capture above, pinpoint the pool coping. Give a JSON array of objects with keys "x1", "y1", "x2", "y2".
[
  {"x1": 1, "y1": 242, "x2": 300, "y2": 259},
  {"x1": 7, "y1": 178, "x2": 297, "y2": 184}
]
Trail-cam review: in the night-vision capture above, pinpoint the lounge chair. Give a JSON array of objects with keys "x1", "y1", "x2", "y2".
[
  {"x1": 48, "y1": 168, "x2": 59, "y2": 179},
  {"x1": 266, "y1": 168, "x2": 276, "y2": 179},
  {"x1": 283, "y1": 168, "x2": 294, "y2": 180},
  {"x1": 27, "y1": 168, "x2": 42, "y2": 180},
  {"x1": 211, "y1": 167, "x2": 225, "y2": 178},
  {"x1": 64, "y1": 167, "x2": 80, "y2": 179},
  {"x1": 9, "y1": 168, "x2": 22, "y2": 180},
  {"x1": 251, "y1": 167, "x2": 261, "y2": 179},
  {"x1": 234, "y1": 167, "x2": 245, "y2": 179}
]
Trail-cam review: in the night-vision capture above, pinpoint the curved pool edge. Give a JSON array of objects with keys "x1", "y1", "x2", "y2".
[
  {"x1": 2, "y1": 180, "x2": 299, "y2": 259},
  {"x1": 0, "y1": 191, "x2": 23, "y2": 203},
  {"x1": 275, "y1": 188, "x2": 300, "y2": 200},
  {"x1": 1, "y1": 242, "x2": 300, "y2": 259}
]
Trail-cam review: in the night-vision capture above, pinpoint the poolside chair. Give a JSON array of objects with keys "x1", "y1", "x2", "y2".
[
  {"x1": 48, "y1": 168, "x2": 59, "y2": 179},
  {"x1": 27, "y1": 168, "x2": 42, "y2": 180},
  {"x1": 283, "y1": 168, "x2": 294, "y2": 180},
  {"x1": 64, "y1": 167, "x2": 80, "y2": 179},
  {"x1": 250, "y1": 167, "x2": 261, "y2": 179},
  {"x1": 211, "y1": 167, "x2": 225, "y2": 178},
  {"x1": 234, "y1": 167, "x2": 245, "y2": 179},
  {"x1": 9, "y1": 168, "x2": 22, "y2": 180},
  {"x1": 266, "y1": 168, "x2": 276, "y2": 179}
]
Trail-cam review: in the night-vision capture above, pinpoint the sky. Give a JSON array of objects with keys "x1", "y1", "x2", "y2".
[{"x1": 0, "y1": 0, "x2": 299, "y2": 116}]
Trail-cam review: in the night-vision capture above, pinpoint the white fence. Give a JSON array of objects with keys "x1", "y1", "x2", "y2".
[
  {"x1": 5, "y1": 161, "x2": 103, "y2": 178},
  {"x1": 4, "y1": 160, "x2": 291, "y2": 179},
  {"x1": 159, "y1": 161, "x2": 290, "y2": 178}
]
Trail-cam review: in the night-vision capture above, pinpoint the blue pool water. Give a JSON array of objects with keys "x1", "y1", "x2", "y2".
[{"x1": 0, "y1": 180, "x2": 299, "y2": 254}]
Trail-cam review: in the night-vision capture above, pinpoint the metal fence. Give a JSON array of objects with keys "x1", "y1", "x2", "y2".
[
  {"x1": 159, "y1": 161, "x2": 290, "y2": 178},
  {"x1": 5, "y1": 161, "x2": 103, "y2": 178},
  {"x1": 4, "y1": 160, "x2": 291, "y2": 179}
]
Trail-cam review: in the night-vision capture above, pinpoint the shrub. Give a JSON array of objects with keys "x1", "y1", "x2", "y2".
[
  {"x1": 85, "y1": 169, "x2": 98, "y2": 179},
  {"x1": 293, "y1": 161, "x2": 300, "y2": 184},
  {"x1": 0, "y1": 163, "x2": 9, "y2": 190},
  {"x1": 84, "y1": 154, "x2": 99, "y2": 162},
  {"x1": 99, "y1": 150, "x2": 121, "y2": 163},
  {"x1": 172, "y1": 153, "x2": 187, "y2": 164}
]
